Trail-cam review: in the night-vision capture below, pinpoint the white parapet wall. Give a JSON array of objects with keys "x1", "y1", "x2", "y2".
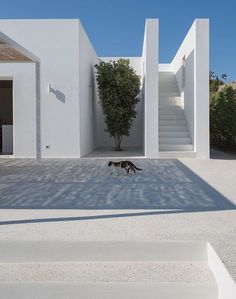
[
  {"x1": 78, "y1": 22, "x2": 99, "y2": 157},
  {"x1": 171, "y1": 19, "x2": 209, "y2": 158},
  {"x1": 0, "y1": 20, "x2": 83, "y2": 158},
  {"x1": 207, "y1": 243, "x2": 236, "y2": 299},
  {"x1": 142, "y1": 19, "x2": 159, "y2": 157}
]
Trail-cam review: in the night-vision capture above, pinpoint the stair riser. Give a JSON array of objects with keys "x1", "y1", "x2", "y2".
[
  {"x1": 159, "y1": 126, "x2": 188, "y2": 132},
  {"x1": 0, "y1": 241, "x2": 207, "y2": 263},
  {"x1": 159, "y1": 133, "x2": 190, "y2": 138},
  {"x1": 159, "y1": 103, "x2": 182, "y2": 107},
  {"x1": 159, "y1": 120, "x2": 187, "y2": 126},
  {"x1": 0, "y1": 262, "x2": 211, "y2": 283},
  {"x1": 159, "y1": 144, "x2": 194, "y2": 151},
  {"x1": 0, "y1": 283, "x2": 218, "y2": 299},
  {"x1": 0, "y1": 241, "x2": 219, "y2": 299},
  {"x1": 159, "y1": 93, "x2": 180, "y2": 97},
  {"x1": 159, "y1": 115, "x2": 186, "y2": 120},
  {"x1": 159, "y1": 110, "x2": 185, "y2": 115},
  {"x1": 159, "y1": 138, "x2": 192, "y2": 144}
]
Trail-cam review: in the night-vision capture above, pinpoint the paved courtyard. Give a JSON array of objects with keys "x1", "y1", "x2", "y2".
[{"x1": 0, "y1": 150, "x2": 236, "y2": 281}]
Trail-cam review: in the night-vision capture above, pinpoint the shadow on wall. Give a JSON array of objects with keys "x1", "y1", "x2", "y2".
[
  {"x1": 49, "y1": 84, "x2": 66, "y2": 103},
  {"x1": 175, "y1": 50, "x2": 194, "y2": 144},
  {"x1": 0, "y1": 158, "x2": 234, "y2": 225}
]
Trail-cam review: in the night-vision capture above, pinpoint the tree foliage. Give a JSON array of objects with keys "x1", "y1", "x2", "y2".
[
  {"x1": 210, "y1": 85, "x2": 236, "y2": 149},
  {"x1": 209, "y1": 71, "x2": 227, "y2": 93},
  {"x1": 95, "y1": 59, "x2": 141, "y2": 150}
]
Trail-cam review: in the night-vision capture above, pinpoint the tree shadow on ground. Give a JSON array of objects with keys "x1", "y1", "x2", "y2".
[{"x1": 0, "y1": 158, "x2": 235, "y2": 225}]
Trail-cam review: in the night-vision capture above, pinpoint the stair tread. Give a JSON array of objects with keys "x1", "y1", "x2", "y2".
[
  {"x1": 159, "y1": 144, "x2": 194, "y2": 151},
  {"x1": 159, "y1": 138, "x2": 192, "y2": 144},
  {"x1": 0, "y1": 261, "x2": 214, "y2": 283}
]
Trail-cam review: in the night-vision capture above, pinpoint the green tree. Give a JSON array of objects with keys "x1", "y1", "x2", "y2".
[
  {"x1": 95, "y1": 59, "x2": 141, "y2": 151},
  {"x1": 210, "y1": 85, "x2": 236, "y2": 148}
]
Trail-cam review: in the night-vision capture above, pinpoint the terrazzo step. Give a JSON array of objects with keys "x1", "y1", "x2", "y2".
[
  {"x1": 0, "y1": 282, "x2": 217, "y2": 299},
  {"x1": 0, "y1": 261, "x2": 214, "y2": 283},
  {"x1": 0, "y1": 241, "x2": 217, "y2": 299}
]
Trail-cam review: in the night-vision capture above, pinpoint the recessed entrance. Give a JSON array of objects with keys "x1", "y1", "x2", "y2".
[{"x1": 0, "y1": 80, "x2": 13, "y2": 155}]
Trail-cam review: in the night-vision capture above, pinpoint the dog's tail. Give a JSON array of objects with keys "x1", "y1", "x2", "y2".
[{"x1": 131, "y1": 163, "x2": 142, "y2": 171}]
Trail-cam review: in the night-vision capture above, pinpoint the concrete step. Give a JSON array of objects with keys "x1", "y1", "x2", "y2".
[
  {"x1": 0, "y1": 241, "x2": 217, "y2": 299},
  {"x1": 159, "y1": 99, "x2": 182, "y2": 104},
  {"x1": 159, "y1": 72, "x2": 180, "y2": 97},
  {"x1": 0, "y1": 241, "x2": 208, "y2": 263},
  {"x1": 159, "y1": 131, "x2": 190, "y2": 138},
  {"x1": 159, "y1": 92, "x2": 180, "y2": 97},
  {"x1": 159, "y1": 72, "x2": 176, "y2": 78},
  {"x1": 159, "y1": 120, "x2": 187, "y2": 126},
  {"x1": 159, "y1": 114, "x2": 186, "y2": 120},
  {"x1": 159, "y1": 86, "x2": 179, "y2": 93},
  {"x1": 158, "y1": 151, "x2": 196, "y2": 158},
  {"x1": 159, "y1": 100, "x2": 183, "y2": 108},
  {"x1": 0, "y1": 282, "x2": 217, "y2": 299},
  {"x1": 0, "y1": 261, "x2": 214, "y2": 283},
  {"x1": 159, "y1": 137, "x2": 192, "y2": 144},
  {"x1": 159, "y1": 110, "x2": 185, "y2": 116},
  {"x1": 159, "y1": 144, "x2": 194, "y2": 151},
  {"x1": 159, "y1": 107, "x2": 184, "y2": 112},
  {"x1": 159, "y1": 125, "x2": 188, "y2": 132}
]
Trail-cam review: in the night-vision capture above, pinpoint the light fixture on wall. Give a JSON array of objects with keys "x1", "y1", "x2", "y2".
[{"x1": 48, "y1": 84, "x2": 52, "y2": 93}]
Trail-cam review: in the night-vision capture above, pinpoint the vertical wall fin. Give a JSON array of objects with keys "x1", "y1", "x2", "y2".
[
  {"x1": 194, "y1": 19, "x2": 209, "y2": 158},
  {"x1": 142, "y1": 19, "x2": 159, "y2": 157}
]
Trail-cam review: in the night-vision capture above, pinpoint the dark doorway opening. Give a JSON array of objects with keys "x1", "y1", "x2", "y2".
[{"x1": 0, "y1": 80, "x2": 13, "y2": 155}]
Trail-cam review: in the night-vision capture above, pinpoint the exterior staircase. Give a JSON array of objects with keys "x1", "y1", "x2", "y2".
[
  {"x1": 159, "y1": 72, "x2": 194, "y2": 156},
  {"x1": 0, "y1": 241, "x2": 218, "y2": 299}
]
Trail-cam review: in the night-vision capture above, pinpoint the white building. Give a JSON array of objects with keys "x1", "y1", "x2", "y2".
[{"x1": 0, "y1": 19, "x2": 209, "y2": 158}]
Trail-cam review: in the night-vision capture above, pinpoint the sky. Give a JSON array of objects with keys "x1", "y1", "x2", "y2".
[{"x1": 0, "y1": 0, "x2": 235, "y2": 81}]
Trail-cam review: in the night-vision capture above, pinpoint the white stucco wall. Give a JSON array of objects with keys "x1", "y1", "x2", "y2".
[
  {"x1": 0, "y1": 18, "x2": 208, "y2": 159},
  {"x1": 96, "y1": 57, "x2": 143, "y2": 149},
  {"x1": 194, "y1": 19, "x2": 209, "y2": 159},
  {"x1": 171, "y1": 19, "x2": 209, "y2": 158},
  {"x1": 78, "y1": 22, "x2": 99, "y2": 157},
  {"x1": 0, "y1": 20, "x2": 81, "y2": 158},
  {"x1": 171, "y1": 23, "x2": 195, "y2": 143},
  {"x1": 158, "y1": 64, "x2": 173, "y2": 72},
  {"x1": 142, "y1": 19, "x2": 159, "y2": 157},
  {"x1": 0, "y1": 63, "x2": 36, "y2": 157}
]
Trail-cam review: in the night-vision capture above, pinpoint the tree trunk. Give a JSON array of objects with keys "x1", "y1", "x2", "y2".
[{"x1": 114, "y1": 134, "x2": 122, "y2": 151}]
